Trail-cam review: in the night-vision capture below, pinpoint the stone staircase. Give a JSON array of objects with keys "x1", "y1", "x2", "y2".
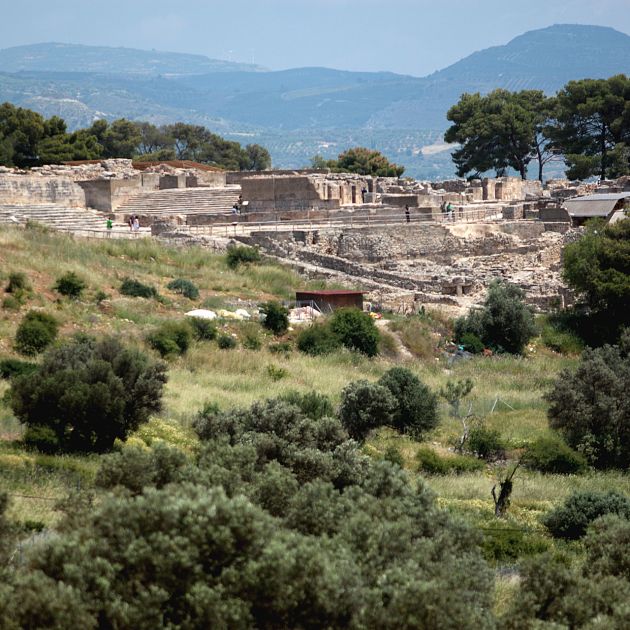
[
  {"x1": 0, "y1": 204, "x2": 122, "y2": 232},
  {"x1": 115, "y1": 185, "x2": 242, "y2": 222}
]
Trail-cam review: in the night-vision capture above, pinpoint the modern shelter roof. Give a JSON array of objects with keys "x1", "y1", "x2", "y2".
[{"x1": 563, "y1": 193, "x2": 630, "y2": 217}]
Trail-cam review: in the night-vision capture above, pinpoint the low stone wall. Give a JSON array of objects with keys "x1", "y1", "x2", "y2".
[{"x1": 0, "y1": 176, "x2": 86, "y2": 207}]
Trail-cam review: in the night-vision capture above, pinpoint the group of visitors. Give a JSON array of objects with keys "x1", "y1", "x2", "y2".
[{"x1": 128, "y1": 215, "x2": 140, "y2": 234}]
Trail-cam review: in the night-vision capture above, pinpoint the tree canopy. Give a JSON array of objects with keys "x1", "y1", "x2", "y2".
[
  {"x1": 320, "y1": 147, "x2": 405, "y2": 177},
  {"x1": 0, "y1": 102, "x2": 271, "y2": 171},
  {"x1": 444, "y1": 89, "x2": 554, "y2": 181},
  {"x1": 444, "y1": 74, "x2": 630, "y2": 181}
]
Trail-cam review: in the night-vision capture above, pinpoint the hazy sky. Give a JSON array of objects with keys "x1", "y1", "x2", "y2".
[{"x1": 2, "y1": 0, "x2": 629, "y2": 76}]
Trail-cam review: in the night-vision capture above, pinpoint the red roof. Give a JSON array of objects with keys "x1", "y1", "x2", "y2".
[{"x1": 296, "y1": 290, "x2": 365, "y2": 296}]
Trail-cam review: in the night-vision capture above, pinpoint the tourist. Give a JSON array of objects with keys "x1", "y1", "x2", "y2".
[
  {"x1": 132, "y1": 216, "x2": 140, "y2": 235},
  {"x1": 447, "y1": 202, "x2": 454, "y2": 221},
  {"x1": 106, "y1": 217, "x2": 113, "y2": 237},
  {"x1": 128, "y1": 215, "x2": 134, "y2": 232},
  {"x1": 405, "y1": 204, "x2": 411, "y2": 223}
]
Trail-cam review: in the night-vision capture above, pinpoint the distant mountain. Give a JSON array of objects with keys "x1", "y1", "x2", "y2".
[
  {"x1": 0, "y1": 43, "x2": 263, "y2": 76},
  {"x1": 0, "y1": 25, "x2": 628, "y2": 177}
]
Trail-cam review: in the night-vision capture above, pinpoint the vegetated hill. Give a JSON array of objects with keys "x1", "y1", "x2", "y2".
[
  {"x1": 0, "y1": 25, "x2": 628, "y2": 177},
  {"x1": 0, "y1": 42, "x2": 263, "y2": 76}
]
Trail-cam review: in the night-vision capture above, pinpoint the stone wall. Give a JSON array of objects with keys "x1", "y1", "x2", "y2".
[
  {"x1": 0, "y1": 176, "x2": 86, "y2": 207},
  {"x1": 78, "y1": 178, "x2": 144, "y2": 211}
]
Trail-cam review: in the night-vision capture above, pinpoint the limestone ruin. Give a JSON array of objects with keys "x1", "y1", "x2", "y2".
[{"x1": 1, "y1": 158, "x2": 629, "y2": 315}]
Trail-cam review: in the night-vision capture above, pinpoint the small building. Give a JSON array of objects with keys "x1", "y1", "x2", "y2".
[
  {"x1": 563, "y1": 193, "x2": 630, "y2": 226},
  {"x1": 295, "y1": 290, "x2": 364, "y2": 313}
]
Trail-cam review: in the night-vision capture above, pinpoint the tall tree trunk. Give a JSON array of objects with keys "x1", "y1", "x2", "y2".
[
  {"x1": 536, "y1": 144, "x2": 544, "y2": 182},
  {"x1": 601, "y1": 124, "x2": 607, "y2": 180}
]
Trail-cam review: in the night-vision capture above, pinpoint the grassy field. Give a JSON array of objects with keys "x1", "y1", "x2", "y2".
[{"x1": 0, "y1": 223, "x2": 624, "y2": 602}]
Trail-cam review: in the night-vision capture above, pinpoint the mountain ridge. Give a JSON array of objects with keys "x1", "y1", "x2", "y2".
[{"x1": 0, "y1": 24, "x2": 628, "y2": 178}]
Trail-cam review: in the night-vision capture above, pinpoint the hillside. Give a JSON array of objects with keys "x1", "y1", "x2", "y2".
[
  {"x1": 0, "y1": 42, "x2": 263, "y2": 75},
  {"x1": 1, "y1": 225, "x2": 630, "y2": 622},
  {"x1": 0, "y1": 25, "x2": 628, "y2": 177}
]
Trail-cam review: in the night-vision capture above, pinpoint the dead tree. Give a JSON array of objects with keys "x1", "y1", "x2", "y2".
[{"x1": 492, "y1": 463, "x2": 520, "y2": 518}]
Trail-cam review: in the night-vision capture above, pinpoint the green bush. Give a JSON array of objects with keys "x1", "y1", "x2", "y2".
[
  {"x1": 541, "y1": 323, "x2": 584, "y2": 354},
  {"x1": 120, "y1": 277, "x2": 158, "y2": 299},
  {"x1": 0, "y1": 358, "x2": 37, "y2": 380},
  {"x1": 522, "y1": 435, "x2": 588, "y2": 474},
  {"x1": 455, "y1": 281, "x2": 536, "y2": 354},
  {"x1": 10, "y1": 335, "x2": 167, "y2": 453},
  {"x1": 482, "y1": 527, "x2": 549, "y2": 562},
  {"x1": 2, "y1": 296, "x2": 21, "y2": 311},
  {"x1": 226, "y1": 245, "x2": 261, "y2": 269},
  {"x1": 330, "y1": 308, "x2": 380, "y2": 357},
  {"x1": 188, "y1": 317, "x2": 217, "y2": 341},
  {"x1": 94, "y1": 290, "x2": 109, "y2": 304},
  {"x1": 14, "y1": 311, "x2": 58, "y2": 356},
  {"x1": 217, "y1": 334, "x2": 237, "y2": 349},
  {"x1": 279, "y1": 390, "x2": 334, "y2": 420},
  {"x1": 416, "y1": 447, "x2": 485, "y2": 475},
  {"x1": 166, "y1": 278, "x2": 199, "y2": 300},
  {"x1": 338, "y1": 380, "x2": 396, "y2": 442},
  {"x1": 269, "y1": 341, "x2": 292, "y2": 355},
  {"x1": 243, "y1": 335, "x2": 262, "y2": 351},
  {"x1": 260, "y1": 301, "x2": 289, "y2": 335},
  {"x1": 546, "y1": 335, "x2": 630, "y2": 468},
  {"x1": 383, "y1": 445, "x2": 405, "y2": 468},
  {"x1": 543, "y1": 491, "x2": 630, "y2": 540},
  {"x1": 5, "y1": 272, "x2": 30, "y2": 294},
  {"x1": 378, "y1": 367, "x2": 438, "y2": 439},
  {"x1": 266, "y1": 364, "x2": 288, "y2": 381},
  {"x1": 460, "y1": 332, "x2": 485, "y2": 354},
  {"x1": 54, "y1": 272, "x2": 86, "y2": 299},
  {"x1": 296, "y1": 323, "x2": 340, "y2": 356},
  {"x1": 467, "y1": 427, "x2": 505, "y2": 461},
  {"x1": 146, "y1": 321, "x2": 192, "y2": 357}
]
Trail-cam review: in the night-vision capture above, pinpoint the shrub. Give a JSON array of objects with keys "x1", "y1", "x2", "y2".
[
  {"x1": 2, "y1": 296, "x2": 21, "y2": 311},
  {"x1": 455, "y1": 281, "x2": 536, "y2": 354},
  {"x1": 269, "y1": 341, "x2": 292, "y2": 355},
  {"x1": 9, "y1": 335, "x2": 167, "y2": 453},
  {"x1": 378, "y1": 367, "x2": 438, "y2": 439},
  {"x1": 467, "y1": 427, "x2": 505, "y2": 461},
  {"x1": 266, "y1": 364, "x2": 288, "y2": 381},
  {"x1": 0, "y1": 358, "x2": 37, "y2": 380},
  {"x1": 338, "y1": 380, "x2": 396, "y2": 441},
  {"x1": 54, "y1": 272, "x2": 86, "y2": 299},
  {"x1": 329, "y1": 308, "x2": 380, "y2": 357},
  {"x1": 482, "y1": 527, "x2": 549, "y2": 563},
  {"x1": 279, "y1": 390, "x2": 334, "y2": 420},
  {"x1": 226, "y1": 245, "x2": 260, "y2": 269},
  {"x1": 147, "y1": 321, "x2": 192, "y2": 357},
  {"x1": 546, "y1": 337, "x2": 630, "y2": 468},
  {"x1": 94, "y1": 290, "x2": 109, "y2": 304},
  {"x1": 217, "y1": 334, "x2": 237, "y2": 349},
  {"x1": 166, "y1": 278, "x2": 199, "y2": 300},
  {"x1": 243, "y1": 334, "x2": 262, "y2": 351},
  {"x1": 296, "y1": 323, "x2": 340, "y2": 356},
  {"x1": 383, "y1": 445, "x2": 404, "y2": 468},
  {"x1": 522, "y1": 435, "x2": 588, "y2": 474},
  {"x1": 14, "y1": 311, "x2": 58, "y2": 356},
  {"x1": 120, "y1": 277, "x2": 158, "y2": 299},
  {"x1": 188, "y1": 317, "x2": 217, "y2": 341},
  {"x1": 460, "y1": 332, "x2": 485, "y2": 354},
  {"x1": 543, "y1": 491, "x2": 630, "y2": 540},
  {"x1": 541, "y1": 323, "x2": 584, "y2": 354},
  {"x1": 6, "y1": 272, "x2": 30, "y2": 294},
  {"x1": 416, "y1": 447, "x2": 484, "y2": 475},
  {"x1": 260, "y1": 301, "x2": 289, "y2": 335}
]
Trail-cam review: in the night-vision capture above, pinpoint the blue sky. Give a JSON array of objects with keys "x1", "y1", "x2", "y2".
[{"x1": 2, "y1": 0, "x2": 629, "y2": 76}]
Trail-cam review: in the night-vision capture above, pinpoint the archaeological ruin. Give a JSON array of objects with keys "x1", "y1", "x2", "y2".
[{"x1": 1, "y1": 158, "x2": 629, "y2": 316}]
